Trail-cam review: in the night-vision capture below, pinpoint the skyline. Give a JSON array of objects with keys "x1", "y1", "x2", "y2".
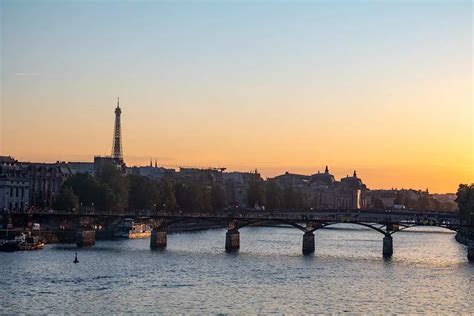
[{"x1": 1, "y1": 0, "x2": 473, "y2": 193}]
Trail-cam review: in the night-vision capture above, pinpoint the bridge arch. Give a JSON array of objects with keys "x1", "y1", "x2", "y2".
[
  {"x1": 235, "y1": 219, "x2": 307, "y2": 232},
  {"x1": 390, "y1": 223, "x2": 459, "y2": 235},
  {"x1": 307, "y1": 221, "x2": 388, "y2": 235}
]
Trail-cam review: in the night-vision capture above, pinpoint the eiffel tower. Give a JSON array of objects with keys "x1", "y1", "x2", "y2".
[{"x1": 112, "y1": 98, "x2": 123, "y2": 162}]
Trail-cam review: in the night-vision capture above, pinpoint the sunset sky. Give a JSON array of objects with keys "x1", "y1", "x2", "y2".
[{"x1": 1, "y1": 0, "x2": 472, "y2": 193}]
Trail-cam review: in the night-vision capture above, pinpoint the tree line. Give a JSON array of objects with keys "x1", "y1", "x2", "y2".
[
  {"x1": 247, "y1": 179, "x2": 310, "y2": 210},
  {"x1": 54, "y1": 161, "x2": 228, "y2": 213},
  {"x1": 456, "y1": 184, "x2": 474, "y2": 224},
  {"x1": 54, "y1": 163, "x2": 309, "y2": 213},
  {"x1": 55, "y1": 162, "x2": 473, "y2": 218}
]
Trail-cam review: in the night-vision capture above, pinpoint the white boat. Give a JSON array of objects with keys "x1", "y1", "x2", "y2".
[{"x1": 115, "y1": 219, "x2": 152, "y2": 239}]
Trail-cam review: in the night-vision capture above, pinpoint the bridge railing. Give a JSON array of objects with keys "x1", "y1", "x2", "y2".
[{"x1": 0, "y1": 208, "x2": 463, "y2": 225}]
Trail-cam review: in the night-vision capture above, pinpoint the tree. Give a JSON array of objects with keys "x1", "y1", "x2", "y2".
[
  {"x1": 264, "y1": 180, "x2": 283, "y2": 210},
  {"x1": 175, "y1": 182, "x2": 189, "y2": 210},
  {"x1": 95, "y1": 161, "x2": 129, "y2": 213},
  {"x1": 174, "y1": 183, "x2": 210, "y2": 212},
  {"x1": 127, "y1": 175, "x2": 158, "y2": 210},
  {"x1": 372, "y1": 198, "x2": 385, "y2": 209},
  {"x1": 158, "y1": 179, "x2": 177, "y2": 211},
  {"x1": 198, "y1": 185, "x2": 212, "y2": 212},
  {"x1": 63, "y1": 173, "x2": 101, "y2": 206},
  {"x1": 417, "y1": 196, "x2": 431, "y2": 211},
  {"x1": 429, "y1": 198, "x2": 441, "y2": 212},
  {"x1": 54, "y1": 186, "x2": 79, "y2": 212},
  {"x1": 211, "y1": 184, "x2": 227, "y2": 212},
  {"x1": 283, "y1": 187, "x2": 302, "y2": 210},
  {"x1": 456, "y1": 184, "x2": 474, "y2": 222},
  {"x1": 95, "y1": 184, "x2": 117, "y2": 212},
  {"x1": 62, "y1": 173, "x2": 118, "y2": 213},
  {"x1": 247, "y1": 179, "x2": 265, "y2": 208}
]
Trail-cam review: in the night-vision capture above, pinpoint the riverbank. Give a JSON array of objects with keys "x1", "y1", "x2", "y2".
[{"x1": 455, "y1": 229, "x2": 469, "y2": 245}]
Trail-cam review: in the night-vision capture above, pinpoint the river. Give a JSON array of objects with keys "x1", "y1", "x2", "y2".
[{"x1": 1, "y1": 225, "x2": 472, "y2": 314}]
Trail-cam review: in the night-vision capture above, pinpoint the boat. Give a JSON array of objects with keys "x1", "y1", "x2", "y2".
[
  {"x1": 0, "y1": 233, "x2": 45, "y2": 252},
  {"x1": 115, "y1": 219, "x2": 152, "y2": 239}
]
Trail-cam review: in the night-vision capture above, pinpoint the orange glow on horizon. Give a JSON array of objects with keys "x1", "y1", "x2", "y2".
[{"x1": 1, "y1": 1, "x2": 472, "y2": 194}]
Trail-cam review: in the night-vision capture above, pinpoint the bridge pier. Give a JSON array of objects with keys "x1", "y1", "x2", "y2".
[
  {"x1": 468, "y1": 241, "x2": 474, "y2": 262},
  {"x1": 383, "y1": 235, "x2": 393, "y2": 257},
  {"x1": 76, "y1": 229, "x2": 95, "y2": 247},
  {"x1": 150, "y1": 227, "x2": 167, "y2": 250},
  {"x1": 302, "y1": 232, "x2": 315, "y2": 255},
  {"x1": 225, "y1": 229, "x2": 240, "y2": 252}
]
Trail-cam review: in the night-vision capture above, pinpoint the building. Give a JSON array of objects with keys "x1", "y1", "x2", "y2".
[
  {"x1": 94, "y1": 156, "x2": 126, "y2": 173},
  {"x1": 273, "y1": 172, "x2": 311, "y2": 188},
  {"x1": 22, "y1": 162, "x2": 73, "y2": 209},
  {"x1": 0, "y1": 157, "x2": 74, "y2": 210},
  {"x1": 223, "y1": 171, "x2": 263, "y2": 207},
  {"x1": 338, "y1": 171, "x2": 367, "y2": 209},
  {"x1": 0, "y1": 157, "x2": 30, "y2": 211},
  {"x1": 66, "y1": 162, "x2": 95, "y2": 175},
  {"x1": 178, "y1": 167, "x2": 225, "y2": 187},
  {"x1": 128, "y1": 163, "x2": 176, "y2": 181},
  {"x1": 271, "y1": 166, "x2": 368, "y2": 210}
]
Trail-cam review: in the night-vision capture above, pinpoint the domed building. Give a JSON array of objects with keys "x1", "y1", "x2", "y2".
[
  {"x1": 272, "y1": 166, "x2": 368, "y2": 210},
  {"x1": 341, "y1": 170, "x2": 364, "y2": 190},
  {"x1": 310, "y1": 166, "x2": 336, "y2": 187},
  {"x1": 338, "y1": 170, "x2": 367, "y2": 209}
]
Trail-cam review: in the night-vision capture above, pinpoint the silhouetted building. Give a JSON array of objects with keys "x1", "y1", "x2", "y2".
[
  {"x1": 274, "y1": 172, "x2": 310, "y2": 188},
  {"x1": 128, "y1": 165, "x2": 176, "y2": 181},
  {"x1": 272, "y1": 166, "x2": 368, "y2": 210},
  {"x1": 66, "y1": 162, "x2": 95, "y2": 175},
  {"x1": 178, "y1": 167, "x2": 225, "y2": 187},
  {"x1": 223, "y1": 171, "x2": 263, "y2": 207}
]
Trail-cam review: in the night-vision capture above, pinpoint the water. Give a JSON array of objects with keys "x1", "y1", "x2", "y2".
[{"x1": 1, "y1": 225, "x2": 472, "y2": 314}]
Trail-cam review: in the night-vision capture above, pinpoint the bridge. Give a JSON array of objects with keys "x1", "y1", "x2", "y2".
[
  {"x1": 2, "y1": 208, "x2": 473, "y2": 261},
  {"x1": 0, "y1": 209, "x2": 474, "y2": 261}
]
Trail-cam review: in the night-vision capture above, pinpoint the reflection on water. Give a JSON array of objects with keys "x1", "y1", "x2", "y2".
[{"x1": 1, "y1": 225, "x2": 473, "y2": 313}]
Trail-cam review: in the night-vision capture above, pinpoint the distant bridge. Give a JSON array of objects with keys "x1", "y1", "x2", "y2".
[{"x1": 1, "y1": 208, "x2": 473, "y2": 261}]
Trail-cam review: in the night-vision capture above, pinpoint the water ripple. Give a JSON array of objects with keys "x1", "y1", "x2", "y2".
[{"x1": 1, "y1": 226, "x2": 472, "y2": 314}]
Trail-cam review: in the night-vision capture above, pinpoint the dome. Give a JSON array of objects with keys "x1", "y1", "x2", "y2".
[
  {"x1": 310, "y1": 166, "x2": 335, "y2": 185},
  {"x1": 341, "y1": 170, "x2": 363, "y2": 189}
]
